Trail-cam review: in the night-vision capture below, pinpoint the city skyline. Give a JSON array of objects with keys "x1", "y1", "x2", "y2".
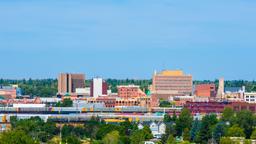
[{"x1": 1, "y1": 0, "x2": 256, "y2": 80}]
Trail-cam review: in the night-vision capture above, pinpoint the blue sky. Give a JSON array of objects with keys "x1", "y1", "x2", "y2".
[{"x1": 0, "y1": 0, "x2": 256, "y2": 80}]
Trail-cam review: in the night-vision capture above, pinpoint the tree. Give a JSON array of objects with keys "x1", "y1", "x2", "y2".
[
  {"x1": 221, "y1": 108, "x2": 234, "y2": 123},
  {"x1": 197, "y1": 114, "x2": 218, "y2": 144},
  {"x1": 166, "y1": 135, "x2": 176, "y2": 144},
  {"x1": 176, "y1": 108, "x2": 193, "y2": 136},
  {"x1": 130, "y1": 126, "x2": 152, "y2": 144},
  {"x1": 251, "y1": 129, "x2": 256, "y2": 139},
  {"x1": 183, "y1": 128, "x2": 190, "y2": 141},
  {"x1": 162, "y1": 123, "x2": 176, "y2": 144},
  {"x1": 130, "y1": 130, "x2": 146, "y2": 144},
  {"x1": 96, "y1": 124, "x2": 120, "y2": 140},
  {"x1": 190, "y1": 119, "x2": 200, "y2": 142},
  {"x1": 172, "y1": 111, "x2": 177, "y2": 122},
  {"x1": 0, "y1": 130, "x2": 37, "y2": 144},
  {"x1": 164, "y1": 114, "x2": 172, "y2": 123},
  {"x1": 142, "y1": 125, "x2": 153, "y2": 140},
  {"x1": 227, "y1": 124, "x2": 245, "y2": 137},
  {"x1": 11, "y1": 116, "x2": 58, "y2": 142},
  {"x1": 56, "y1": 98, "x2": 73, "y2": 107},
  {"x1": 159, "y1": 100, "x2": 172, "y2": 107},
  {"x1": 213, "y1": 122, "x2": 226, "y2": 143},
  {"x1": 47, "y1": 136, "x2": 61, "y2": 144},
  {"x1": 234, "y1": 110, "x2": 254, "y2": 138},
  {"x1": 63, "y1": 135, "x2": 81, "y2": 144},
  {"x1": 102, "y1": 131, "x2": 120, "y2": 144},
  {"x1": 220, "y1": 137, "x2": 233, "y2": 144}
]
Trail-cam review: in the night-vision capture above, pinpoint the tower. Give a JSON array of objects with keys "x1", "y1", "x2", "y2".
[{"x1": 217, "y1": 78, "x2": 224, "y2": 99}]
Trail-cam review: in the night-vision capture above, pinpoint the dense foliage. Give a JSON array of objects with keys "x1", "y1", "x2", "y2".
[{"x1": 55, "y1": 98, "x2": 73, "y2": 107}]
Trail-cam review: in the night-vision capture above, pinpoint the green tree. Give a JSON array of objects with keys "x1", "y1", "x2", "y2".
[
  {"x1": 172, "y1": 111, "x2": 177, "y2": 122},
  {"x1": 235, "y1": 110, "x2": 254, "y2": 138},
  {"x1": 166, "y1": 135, "x2": 176, "y2": 144},
  {"x1": 142, "y1": 125, "x2": 153, "y2": 140},
  {"x1": 250, "y1": 129, "x2": 256, "y2": 139},
  {"x1": 63, "y1": 135, "x2": 81, "y2": 144},
  {"x1": 221, "y1": 108, "x2": 234, "y2": 123},
  {"x1": 164, "y1": 114, "x2": 172, "y2": 123},
  {"x1": 56, "y1": 98, "x2": 73, "y2": 107},
  {"x1": 102, "y1": 131, "x2": 120, "y2": 144},
  {"x1": 176, "y1": 108, "x2": 193, "y2": 136},
  {"x1": 227, "y1": 124, "x2": 245, "y2": 137},
  {"x1": 198, "y1": 114, "x2": 218, "y2": 144},
  {"x1": 47, "y1": 136, "x2": 61, "y2": 144},
  {"x1": 96, "y1": 124, "x2": 120, "y2": 140},
  {"x1": 11, "y1": 116, "x2": 58, "y2": 142},
  {"x1": 159, "y1": 100, "x2": 171, "y2": 107},
  {"x1": 130, "y1": 130, "x2": 146, "y2": 144},
  {"x1": 190, "y1": 119, "x2": 200, "y2": 142},
  {"x1": 183, "y1": 128, "x2": 190, "y2": 141},
  {"x1": 130, "y1": 126, "x2": 152, "y2": 144},
  {"x1": 213, "y1": 122, "x2": 226, "y2": 143},
  {"x1": 220, "y1": 137, "x2": 233, "y2": 144},
  {"x1": 0, "y1": 130, "x2": 37, "y2": 144}
]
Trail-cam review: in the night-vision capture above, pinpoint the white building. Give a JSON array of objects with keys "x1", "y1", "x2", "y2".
[
  {"x1": 92, "y1": 78, "x2": 103, "y2": 98},
  {"x1": 244, "y1": 92, "x2": 256, "y2": 103}
]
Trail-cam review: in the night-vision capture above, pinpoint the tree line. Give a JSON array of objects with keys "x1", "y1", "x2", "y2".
[
  {"x1": 0, "y1": 116, "x2": 153, "y2": 144},
  {"x1": 1, "y1": 78, "x2": 256, "y2": 97}
]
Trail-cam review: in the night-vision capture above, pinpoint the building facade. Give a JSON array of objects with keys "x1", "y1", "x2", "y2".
[
  {"x1": 244, "y1": 92, "x2": 256, "y2": 103},
  {"x1": 117, "y1": 85, "x2": 146, "y2": 99},
  {"x1": 90, "y1": 78, "x2": 108, "y2": 98},
  {"x1": 151, "y1": 70, "x2": 192, "y2": 106},
  {"x1": 217, "y1": 78, "x2": 224, "y2": 99},
  {"x1": 58, "y1": 73, "x2": 85, "y2": 94},
  {"x1": 0, "y1": 85, "x2": 19, "y2": 99},
  {"x1": 195, "y1": 84, "x2": 216, "y2": 97}
]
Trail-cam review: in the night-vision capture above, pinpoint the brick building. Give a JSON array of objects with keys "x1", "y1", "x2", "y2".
[
  {"x1": 117, "y1": 85, "x2": 146, "y2": 99},
  {"x1": 195, "y1": 84, "x2": 216, "y2": 97}
]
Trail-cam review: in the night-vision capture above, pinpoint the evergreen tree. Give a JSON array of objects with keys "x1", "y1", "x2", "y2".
[{"x1": 176, "y1": 108, "x2": 193, "y2": 136}]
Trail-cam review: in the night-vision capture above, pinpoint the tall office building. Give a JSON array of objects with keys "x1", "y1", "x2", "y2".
[
  {"x1": 217, "y1": 78, "x2": 224, "y2": 99},
  {"x1": 90, "y1": 78, "x2": 108, "y2": 98},
  {"x1": 58, "y1": 73, "x2": 85, "y2": 94},
  {"x1": 152, "y1": 70, "x2": 192, "y2": 104}
]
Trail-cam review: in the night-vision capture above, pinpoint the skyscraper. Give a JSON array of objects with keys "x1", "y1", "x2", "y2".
[{"x1": 58, "y1": 73, "x2": 85, "y2": 94}]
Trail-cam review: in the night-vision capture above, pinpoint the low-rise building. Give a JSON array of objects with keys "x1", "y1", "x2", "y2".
[
  {"x1": 244, "y1": 92, "x2": 256, "y2": 103},
  {"x1": 117, "y1": 85, "x2": 146, "y2": 99}
]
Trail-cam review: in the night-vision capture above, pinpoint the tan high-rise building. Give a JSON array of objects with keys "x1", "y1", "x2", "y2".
[
  {"x1": 151, "y1": 70, "x2": 192, "y2": 106},
  {"x1": 58, "y1": 73, "x2": 85, "y2": 94}
]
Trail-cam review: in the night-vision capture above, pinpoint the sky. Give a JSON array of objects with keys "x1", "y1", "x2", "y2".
[{"x1": 0, "y1": 0, "x2": 256, "y2": 80}]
